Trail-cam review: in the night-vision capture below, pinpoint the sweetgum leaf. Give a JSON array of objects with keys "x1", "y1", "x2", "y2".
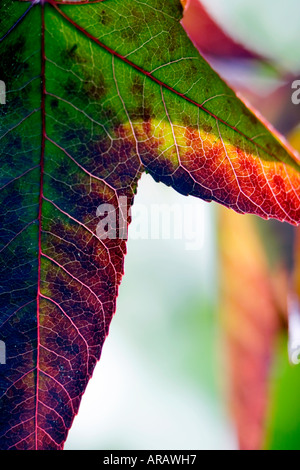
[{"x1": 0, "y1": 0, "x2": 300, "y2": 450}]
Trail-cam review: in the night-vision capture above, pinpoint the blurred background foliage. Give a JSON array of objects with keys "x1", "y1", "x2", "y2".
[{"x1": 65, "y1": 0, "x2": 300, "y2": 450}]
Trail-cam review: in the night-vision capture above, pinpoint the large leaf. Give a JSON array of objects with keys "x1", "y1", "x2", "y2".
[{"x1": 1, "y1": 0, "x2": 300, "y2": 450}]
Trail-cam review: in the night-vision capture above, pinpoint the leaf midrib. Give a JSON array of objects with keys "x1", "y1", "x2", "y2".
[{"x1": 34, "y1": 2, "x2": 46, "y2": 451}]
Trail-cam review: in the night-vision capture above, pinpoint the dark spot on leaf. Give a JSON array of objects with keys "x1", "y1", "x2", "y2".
[
  {"x1": 121, "y1": 27, "x2": 136, "y2": 42},
  {"x1": 64, "y1": 77, "x2": 80, "y2": 95},
  {"x1": 69, "y1": 44, "x2": 78, "y2": 56},
  {"x1": 83, "y1": 69, "x2": 107, "y2": 101},
  {"x1": 131, "y1": 75, "x2": 143, "y2": 96},
  {"x1": 99, "y1": 9, "x2": 112, "y2": 26},
  {"x1": 242, "y1": 107, "x2": 258, "y2": 125},
  {"x1": 203, "y1": 124, "x2": 213, "y2": 134},
  {"x1": 61, "y1": 44, "x2": 86, "y2": 66},
  {"x1": 1, "y1": 36, "x2": 28, "y2": 82},
  {"x1": 50, "y1": 99, "x2": 59, "y2": 110}
]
